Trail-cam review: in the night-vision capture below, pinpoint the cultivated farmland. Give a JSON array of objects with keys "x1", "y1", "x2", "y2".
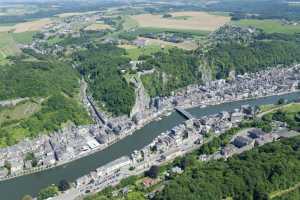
[
  {"x1": 0, "y1": 18, "x2": 52, "y2": 33},
  {"x1": 131, "y1": 11, "x2": 230, "y2": 32},
  {"x1": 84, "y1": 23, "x2": 112, "y2": 31},
  {"x1": 233, "y1": 19, "x2": 300, "y2": 34}
]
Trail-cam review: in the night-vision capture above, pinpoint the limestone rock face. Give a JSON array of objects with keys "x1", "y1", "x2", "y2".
[{"x1": 130, "y1": 75, "x2": 151, "y2": 118}]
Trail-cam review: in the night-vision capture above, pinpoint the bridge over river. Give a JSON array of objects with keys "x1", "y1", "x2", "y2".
[{"x1": 175, "y1": 107, "x2": 194, "y2": 119}]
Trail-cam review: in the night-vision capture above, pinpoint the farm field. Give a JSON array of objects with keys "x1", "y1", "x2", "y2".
[
  {"x1": 84, "y1": 23, "x2": 112, "y2": 31},
  {"x1": 0, "y1": 18, "x2": 52, "y2": 33},
  {"x1": 131, "y1": 11, "x2": 230, "y2": 32},
  {"x1": 233, "y1": 19, "x2": 300, "y2": 34},
  {"x1": 57, "y1": 11, "x2": 98, "y2": 18},
  {"x1": 12, "y1": 31, "x2": 36, "y2": 44},
  {"x1": 0, "y1": 4, "x2": 39, "y2": 16}
]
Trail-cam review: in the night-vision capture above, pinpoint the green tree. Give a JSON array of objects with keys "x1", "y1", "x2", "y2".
[
  {"x1": 145, "y1": 165, "x2": 160, "y2": 179},
  {"x1": 22, "y1": 195, "x2": 33, "y2": 200},
  {"x1": 37, "y1": 185, "x2": 59, "y2": 200},
  {"x1": 58, "y1": 179, "x2": 71, "y2": 191},
  {"x1": 127, "y1": 191, "x2": 145, "y2": 200}
]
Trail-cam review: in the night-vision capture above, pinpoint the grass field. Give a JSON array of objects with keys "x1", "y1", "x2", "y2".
[
  {"x1": 280, "y1": 103, "x2": 300, "y2": 113},
  {"x1": 131, "y1": 11, "x2": 230, "y2": 32},
  {"x1": 0, "y1": 100, "x2": 41, "y2": 126},
  {"x1": 0, "y1": 100, "x2": 42, "y2": 147},
  {"x1": 233, "y1": 19, "x2": 300, "y2": 34},
  {"x1": 122, "y1": 15, "x2": 139, "y2": 30},
  {"x1": 56, "y1": 11, "x2": 98, "y2": 18},
  {"x1": 0, "y1": 32, "x2": 20, "y2": 63},
  {"x1": 0, "y1": 31, "x2": 35, "y2": 64}
]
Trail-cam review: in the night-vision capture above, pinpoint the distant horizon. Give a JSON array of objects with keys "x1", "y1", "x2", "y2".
[{"x1": 0, "y1": 0, "x2": 129, "y2": 3}]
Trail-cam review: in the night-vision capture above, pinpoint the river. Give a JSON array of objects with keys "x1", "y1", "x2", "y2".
[{"x1": 1, "y1": 92, "x2": 300, "y2": 200}]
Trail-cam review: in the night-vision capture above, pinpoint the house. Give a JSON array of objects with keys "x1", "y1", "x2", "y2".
[
  {"x1": 95, "y1": 134, "x2": 109, "y2": 144},
  {"x1": 43, "y1": 155, "x2": 56, "y2": 166},
  {"x1": 0, "y1": 168, "x2": 8, "y2": 178},
  {"x1": 219, "y1": 111, "x2": 230, "y2": 120},
  {"x1": 133, "y1": 38, "x2": 147, "y2": 47},
  {"x1": 76, "y1": 175, "x2": 91, "y2": 188},
  {"x1": 24, "y1": 160, "x2": 32, "y2": 169},
  {"x1": 171, "y1": 166, "x2": 183, "y2": 174},
  {"x1": 86, "y1": 138, "x2": 100, "y2": 149},
  {"x1": 97, "y1": 156, "x2": 131, "y2": 176},
  {"x1": 230, "y1": 112, "x2": 244, "y2": 123},
  {"x1": 248, "y1": 128, "x2": 266, "y2": 139},
  {"x1": 221, "y1": 144, "x2": 236, "y2": 158},
  {"x1": 143, "y1": 177, "x2": 157, "y2": 188},
  {"x1": 255, "y1": 133, "x2": 278, "y2": 146},
  {"x1": 241, "y1": 105, "x2": 256, "y2": 116},
  {"x1": 10, "y1": 160, "x2": 23, "y2": 174},
  {"x1": 233, "y1": 136, "x2": 253, "y2": 148},
  {"x1": 199, "y1": 154, "x2": 209, "y2": 161}
]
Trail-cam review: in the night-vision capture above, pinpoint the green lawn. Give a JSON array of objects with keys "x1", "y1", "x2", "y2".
[
  {"x1": 233, "y1": 19, "x2": 300, "y2": 34},
  {"x1": 281, "y1": 103, "x2": 300, "y2": 113}
]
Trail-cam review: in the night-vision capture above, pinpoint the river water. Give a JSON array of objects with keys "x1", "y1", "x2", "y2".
[{"x1": 1, "y1": 92, "x2": 300, "y2": 200}]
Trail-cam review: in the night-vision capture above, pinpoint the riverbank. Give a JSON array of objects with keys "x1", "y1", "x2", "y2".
[
  {"x1": 1, "y1": 88, "x2": 297, "y2": 183},
  {"x1": 1, "y1": 93, "x2": 300, "y2": 200}
]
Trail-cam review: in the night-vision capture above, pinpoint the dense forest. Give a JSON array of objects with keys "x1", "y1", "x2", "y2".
[
  {"x1": 204, "y1": 36, "x2": 300, "y2": 79},
  {"x1": 155, "y1": 136, "x2": 300, "y2": 200},
  {"x1": 73, "y1": 44, "x2": 135, "y2": 116},
  {"x1": 0, "y1": 1, "x2": 126, "y2": 24},
  {"x1": 140, "y1": 49, "x2": 202, "y2": 97},
  {"x1": 206, "y1": 0, "x2": 300, "y2": 21},
  {"x1": 0, "y1": 55, "x2": 80, "y2": 100}
]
